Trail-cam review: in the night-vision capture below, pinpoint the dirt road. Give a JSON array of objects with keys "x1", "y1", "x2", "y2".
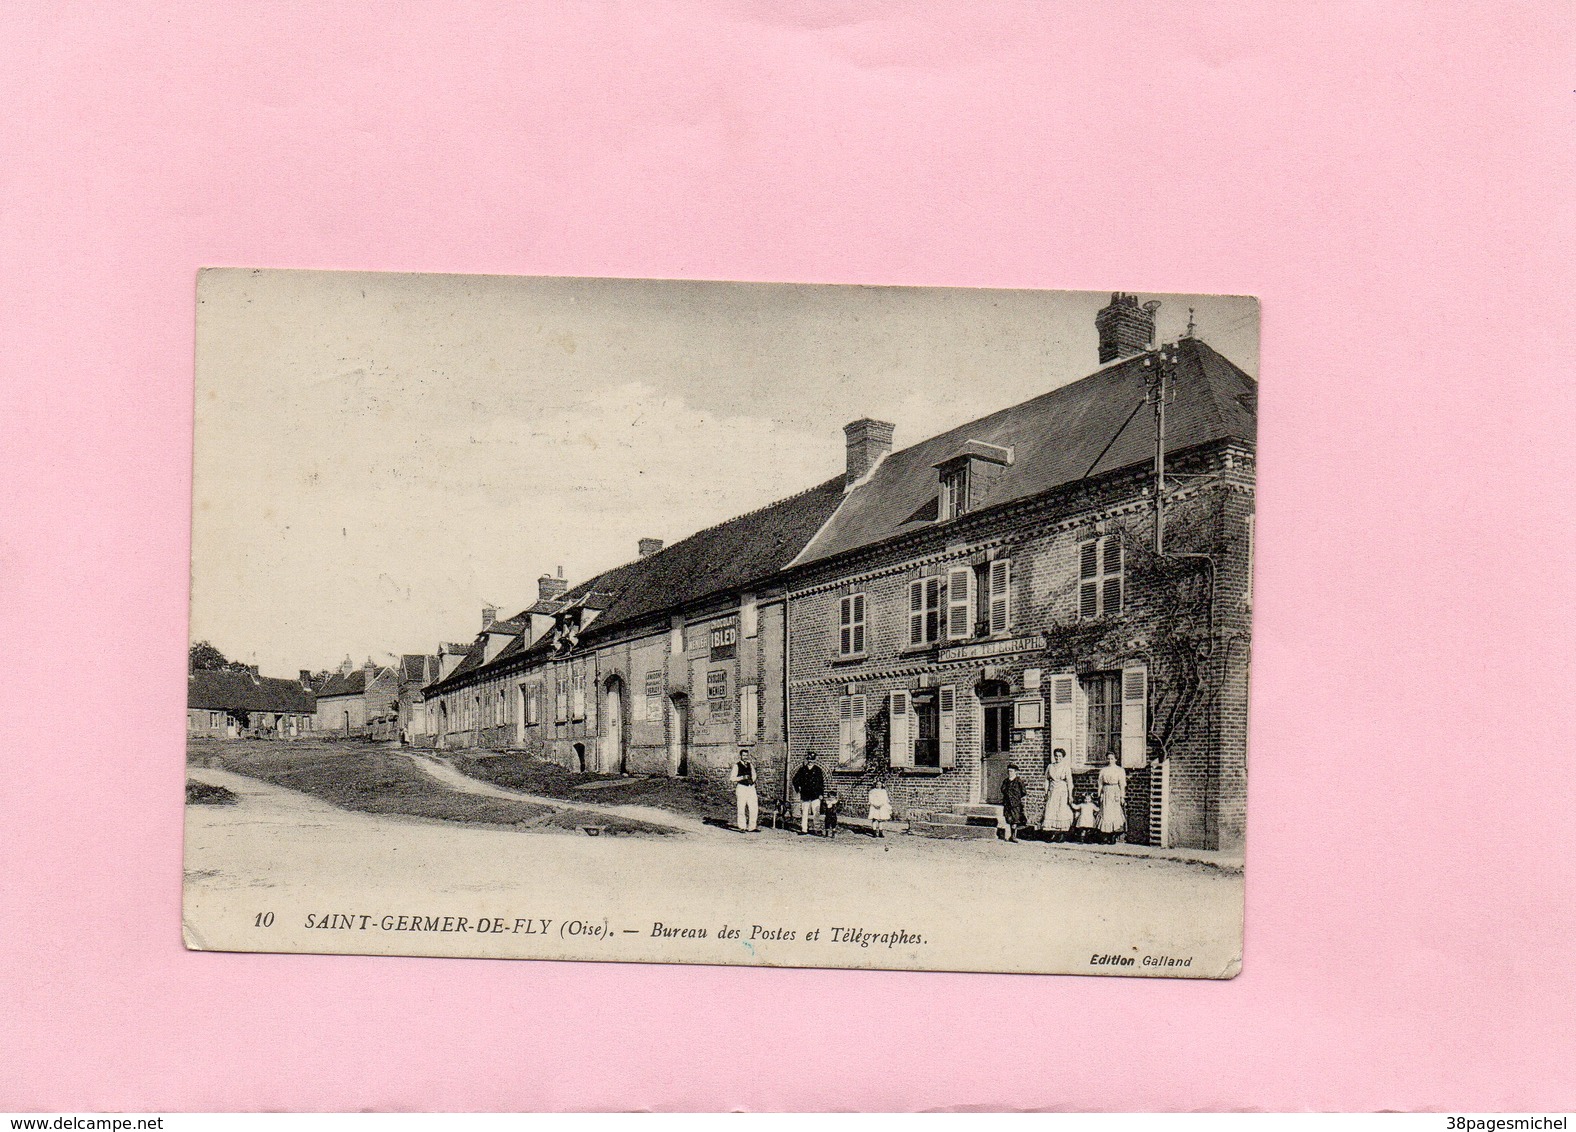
[{"x1": 183, "y1": 766, "x2": 1243, "y2": 978}]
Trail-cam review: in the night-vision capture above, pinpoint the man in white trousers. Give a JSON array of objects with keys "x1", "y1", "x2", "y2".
[{"x1": 731, "y1": 747, "x2": 760, "y2": 832}]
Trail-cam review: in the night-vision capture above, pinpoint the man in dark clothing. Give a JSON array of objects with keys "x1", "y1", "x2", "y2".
[
  {"x1": 1000, "y1": 764, "x2": 1027, "y2": 843},
  {"x1": 791, "y1": 750, "x2": 826, "y2": 835}
]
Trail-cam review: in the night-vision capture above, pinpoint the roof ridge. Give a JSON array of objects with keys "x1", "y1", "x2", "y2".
[{"x1": 637, "y1": 473, "x2": 845, "y2": 560}]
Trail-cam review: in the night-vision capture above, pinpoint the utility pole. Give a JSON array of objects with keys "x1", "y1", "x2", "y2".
[{"x1": 1143, "y1": 343, "x2": 1180, "y2": 555}]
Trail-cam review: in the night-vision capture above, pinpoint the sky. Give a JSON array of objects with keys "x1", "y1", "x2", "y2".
[{"x1": 191, "y1": 271, "x2": 1258, "y2": 675}]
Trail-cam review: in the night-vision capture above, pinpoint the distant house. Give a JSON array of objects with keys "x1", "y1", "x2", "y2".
[
  {"x1": 312, "y1": 658, "x2": 399, "y2": 737},
  {"x1": 396, "y1": 652, "x2": 441, "y2": 743},
  {"x1": 187, "y1": 668, "x2": 316, "y2": 739}
]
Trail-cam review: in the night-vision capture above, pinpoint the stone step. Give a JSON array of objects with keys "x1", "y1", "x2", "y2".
[
  {"x1": 908, "y1": 817, "x2": 1002, "y2": 840},
  {"x1": 954, "y1": 803, "x2": 1005, "y2": 821}
]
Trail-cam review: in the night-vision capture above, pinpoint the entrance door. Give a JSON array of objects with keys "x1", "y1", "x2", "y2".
[
  {"x1": 603, "y1": 679, "x2": 626, "y2": 774},
  {"x1": 979, "y1": 681, "x2": 1015, "y2": 804},
  {"x1": 667, "y1": 694, "x2": 690, "y2": 777}
]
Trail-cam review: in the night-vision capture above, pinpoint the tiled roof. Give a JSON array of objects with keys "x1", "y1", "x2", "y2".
[
  {"x1": 188, "y1": 670, "x2": 315, "y2": 714},
  {"x1": 793, "y1": 336, "x2": 1257, "y2": 567},
  {"x1": 429, "y1": 475, "x2": 846, "y2": 690},
  {"x1": 400, "y1": 654, "x2": 437, "y2": 684},
  {"x1": 485, "y1": 618, "x2": 526, "y2": 636},
  {"x1": 315, "y1": 667, "x2": 390, "y2": 698},
  {"x1": 562, "y1": 475, "x2": 845, "y2": 638}
]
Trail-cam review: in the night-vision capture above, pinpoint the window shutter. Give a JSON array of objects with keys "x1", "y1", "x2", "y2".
[
  {"x1": 838, "y1": 696, "x2": 853, "y2": 764},
  {"x1": 851, "y1": 594, "x2": 865, "y2": 654},
  {"x1": 851, "y1": 694, "x2": 867, "y2": 763},
  {"x1": 989, "y1": 559, "x2": 1012, "y2": 634},
  {"x1": 1079, "y1": 540, "x2": 1099, "y2": 619},
  {"x1": 1104, "y1": 538, "x2": 1123, "y2": 616},
  {"x1": 888, "y1": 690, "x2": 913, "y2": 768},
  {"x1": 938, "y1": 685, "x2": 957, "y2": 769},
  {"x1": 839, "y1": 597, "x2": 853, "y2": 655},
  {"x1": 741, "y1": 594, "x2": 758, "y2": 639},
  {"x1": 1049, "y1": 674, "x2": 1078, "y2": 771},
  {"x1": 1121, "y1": 665, "x2": 1148, "y2": 768},
  {"x1": 1072, "y1": 678, "x2": 1090, "y2": 771},
  {"x1": 946, "y1": 567, "x2": 974, "y2": 640},
  {"x1": 584, "y1": 671, "x2": 596, "y2": 729},
  {"x1": 740, "y1": 684, "x2": 758, "y2": 741},
  {"x1": 908, "y1": 580, "x2": 925, "y2": 646}
]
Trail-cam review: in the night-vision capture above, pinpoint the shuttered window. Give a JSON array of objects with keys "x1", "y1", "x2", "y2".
[
  {"x1": 946, "y1": 567, "x2": 975, "y2": 640},
  {"x1": 571, "y1": 667, "x2": 586, "y2": 720},
  {"x1": 838, "y1": 694, "x2": 867, "y2": 767},
  {"x1": 888, "y1": 690, "x2": 913, "y2": 768},
  {"x1": 554, "y1": 669, "x2": 568, "y2": 723},
  {"x1": 988, "y1": 558, "x2": 1012, "y2": 634},
  {"x1": 908, "y1": 577, "x2": 942, "y2": 646},
  {"x1": 1079, "y1": 535, "x2": 1123, "y2": 619},
  {"x1": 1049, "y1": 673, "x2": 1082, "y2": 771},
  {"x1": 1084, "y1": 672, "x2": 1122, "y2": 767},
  {"x1": 839, "y1": 593, "x2": 867, "y2": 656},
  {"x1": 938, "y1": 685, "x2": 957, "y2": 769},
  {"x1": 740, "y1": 684, "x2": 759, "y2": 742},
  {"x1": 1120, "y1": 665, "x2": 1148, "y2": 768}
]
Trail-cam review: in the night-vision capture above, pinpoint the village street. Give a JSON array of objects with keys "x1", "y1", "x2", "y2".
[{"x1": 184, "y1": 763, "x2": 1243, "y2": 977}]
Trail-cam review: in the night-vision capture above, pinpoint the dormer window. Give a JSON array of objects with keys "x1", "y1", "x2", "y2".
[
  {"x1": 933, "y1": 440, "x2": 1013, "y2": 522},
  {"x1": 940, "y1": 465, "x2": 969, "y2": 520}
]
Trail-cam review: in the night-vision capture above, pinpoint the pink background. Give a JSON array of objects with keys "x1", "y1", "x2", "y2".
[{"x1": 3, "y1": 0, "x2": 1573, "y2": 1113}]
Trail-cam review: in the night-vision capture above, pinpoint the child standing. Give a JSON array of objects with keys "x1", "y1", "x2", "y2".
[
  {"x1": 1073, "y1": 792, "x2": 1100, "y2": 844},
  {"x1": 866, "y1": 780, "x2": 892, "y2": 838},
  {"x1": 821, "y1": 788, "x2": 842, "y2": 839}
]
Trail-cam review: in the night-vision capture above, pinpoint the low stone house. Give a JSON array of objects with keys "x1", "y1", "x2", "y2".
[{"x1": 187, "y1": 667, "x2": 316, "y2": 739}]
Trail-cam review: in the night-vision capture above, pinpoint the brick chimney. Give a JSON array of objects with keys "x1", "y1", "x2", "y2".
[
  {"x1": 482, "y1": 604, "x2": 497, "y2": 630},
  {"x1": 844, "y1": 418, "x2": 895, "y2": 489},
  {"x1": 363, "y1": 657, "x2": 376, "y2": 685},
  {"x1": 538, "y1": 569, "x2": 568, "y2": 603},
  {"x1": 1095, "y1": 293, "x2": 1158, "y2": 363},
  {"x1": 299, "y1": 669, "x2": 313, "y2": 690},
  {"x1": 638, "y1": 538, "x2": 664, "y2": 558}
]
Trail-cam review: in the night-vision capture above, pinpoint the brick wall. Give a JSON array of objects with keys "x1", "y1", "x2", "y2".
[{"x1": 788, "y1": 444, "x2": 1252, "y2": 850}]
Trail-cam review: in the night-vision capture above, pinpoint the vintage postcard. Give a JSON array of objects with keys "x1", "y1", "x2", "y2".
[{"x1": 184, "y1": 270, "x2": 1255, "y2": 977}]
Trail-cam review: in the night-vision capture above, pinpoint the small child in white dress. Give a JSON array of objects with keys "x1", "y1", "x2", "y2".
[
  {"x1": 867, "y1": 781, "x2": 892, "y2": 838},
  {"x1": 1073, "y1": 792, "x2": 1100, "y2": 843}
]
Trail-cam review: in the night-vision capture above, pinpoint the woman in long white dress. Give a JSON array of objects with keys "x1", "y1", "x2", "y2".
[
  {"x1": 1097, "y1": 753, "x2": 1127, "y2": 842},
  {"x1": 1040, "y1": 748, "x2": 1074, "y2": 840}
]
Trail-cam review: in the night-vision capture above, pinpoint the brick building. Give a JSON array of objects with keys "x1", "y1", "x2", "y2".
[
  {"x1": 187, "y1": 667, "x2": 316, "y2": 739},
  {"x1": 783, "y1": 297, "x2": 1255, "y2": 851},
  {"x1": 311, "y1": 657, "x2": 400, "y2": 737},
  {"x1": 421, "y1": 479, "x2": 845, "y2": 793},
  {"x1": 415, "y1": 294, "x2": 1253, "y2": 850}
]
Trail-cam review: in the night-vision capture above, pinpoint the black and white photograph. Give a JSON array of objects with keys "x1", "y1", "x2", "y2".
[{"x1": 184, "y1": 270, "x2": 1257, "y2": 977}]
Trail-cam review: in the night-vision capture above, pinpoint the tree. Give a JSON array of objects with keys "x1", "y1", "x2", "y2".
[
  {"x1": 189, "y1": 640, "x2": 229, "y2": 671},
  {"x1": 189, "y1": 641, "x2": 252, "y2": 672}
]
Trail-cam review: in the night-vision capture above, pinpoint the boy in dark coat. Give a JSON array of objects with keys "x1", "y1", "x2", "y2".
[{"x1": 1000, "y1": 764, "x2": 1027, "y2": 843}]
